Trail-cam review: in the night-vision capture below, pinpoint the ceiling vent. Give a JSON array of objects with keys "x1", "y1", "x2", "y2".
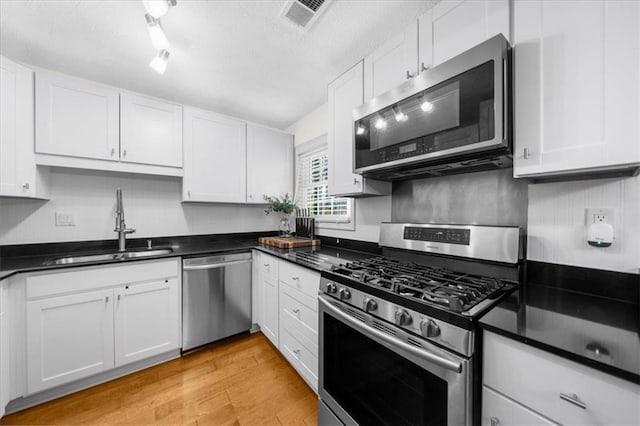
[{"x1": 279, "y1": 0, "x2": 332, "y2": 30}]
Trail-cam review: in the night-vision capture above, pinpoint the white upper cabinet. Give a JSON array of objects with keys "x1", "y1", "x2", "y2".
[
  {"x1": 0, "y1": 56, "x2": 49, "y2": 199},
  {"x1": 120, "y1": 93, "x2": 183, "y2": 168},
  {"x1": 328, "y1": 61, "x2": 391, "y2": 198},
  {"x1": 423, "y1": 0, "x2": 510, "y2": 68},
  {"x1": 364, "y1": 22, "x2": 419, "y2": 101},
  {"x1": 35, "y1": 70, "x2": 119, "y2": 161},
  {"x1": 183, "y1": 107, "x2": 247, "y2": 203},
  {"x1": 246, "y1": 124, "x2": 293, "y2": 203},
  {"x1": 513, "y1": 0, "x2": 640, "y2": 178}
]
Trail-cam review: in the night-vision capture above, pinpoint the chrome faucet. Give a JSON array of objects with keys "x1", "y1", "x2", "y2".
[{"x1": 114, "y1": 188, "x2": 136, "y2": 252}]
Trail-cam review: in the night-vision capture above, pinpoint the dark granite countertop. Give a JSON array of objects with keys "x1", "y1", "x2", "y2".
[
  {"x1": 479, "y1": 261, "x2": 640, "y2": 384},
  {"x1": 0, "y1": 233, "x2": 379, "y2": 280}
]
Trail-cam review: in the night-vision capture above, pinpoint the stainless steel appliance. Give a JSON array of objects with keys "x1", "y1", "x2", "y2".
[
  {"x1": 353, "y1": 34, "x2": 511, "y2": 180},
  {"x1": 182, "y1": 252, "x2": 252, "y2": 351},
  {"x1": 318, "y1": 223, "x2": 522, "y2": 425}
]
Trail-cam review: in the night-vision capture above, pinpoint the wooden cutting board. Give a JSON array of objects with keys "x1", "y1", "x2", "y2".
[{"x1": 259, "y1": 236, "x2": 321, "y2": 249}]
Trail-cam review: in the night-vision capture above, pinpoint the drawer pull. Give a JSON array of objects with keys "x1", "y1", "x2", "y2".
[
  {"x1": 293, "y1": 349, "x2": 301, "y2": 356},
  {"x1": 292, "y1": 308, "x2": 300, "y2": 315},
  {"x1": 291, "y1": 277, "x2": 300, "y2": 280},
  {"x1": 560, "y1": 393, "x2": 587, "y2": 410},
  {"x1": 263, "y1": 263, "x2": 270, "y2": 267},
  {"x1": 490, "y1": 417, "x2": 500, "y2": 426}
]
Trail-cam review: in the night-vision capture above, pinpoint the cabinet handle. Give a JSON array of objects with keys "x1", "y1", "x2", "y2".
[
  {"x1": 22, "y1": 182, "x2": 30, "y2": 190},
  {"x1": 560, "y1": 393, "x2": 587, "y2": 410},
  {"x1": 110, "y1": 148, "x2": 115, "y2": 157},
  {"x1": 293, "y1": 349, "x2": 301, "y2": 356},
  {"x1": 105, "y1": 296, "x2": 109, "y2": 303},
  {"x1": 523, "y1": 147, "x2": 531, "y2": 159},
  {"x1": 292, "y1": 277, "x2": 300, "y2": 281},
  {"x1": 248, "y1": 194, "x2": 253, "y2": 199},
  {"x1": 490, "y1": 417, "x2": 500, "y2": 426},
  {"x1": 292, "y1": 308, "x2": 300, "y2": 314},
  {"x1": 406, "y1": 70, "x2": 415, "y2": 79},
  {"x1": 264, "y1": 263, "x2": 270, "y2": 267},
  {"x1": 353, "y1": 178, "x2": 360, "y2": 185},
  {"x1": 117, "y1": 294, "x2": 121, "y2": 301},
  {"x1": 421, "y1": 62, "x2": 429, "y2": 72},
  {"x1": 187, "y1": 191, "x2": 191, "y2": 198}
]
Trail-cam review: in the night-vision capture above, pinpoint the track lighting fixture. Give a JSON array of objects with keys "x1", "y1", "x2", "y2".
[
  {"x1": 145, "y1": 14, "x2": 170, "y2": 50},
  {"x1": 142, "y1": 0, "x2": 177, "y2": 19},
  {"x1": 392, "y1": 105, "x2": 407, "y2": 122},
  {"x1": 149, "y1": 50, "x2": 170, "y2": 74},
  {"x1": 374, "y1": 117, "x2": 387, "y2": 130}
]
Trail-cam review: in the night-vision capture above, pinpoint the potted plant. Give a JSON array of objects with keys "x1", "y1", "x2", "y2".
[{"x1": 263, "y1": 193, "x2": 296, "y2": 236}]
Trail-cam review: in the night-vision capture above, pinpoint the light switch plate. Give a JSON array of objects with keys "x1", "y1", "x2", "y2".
[{"x1": 55, "y1": 212, "x2": 76, "y2": 226}]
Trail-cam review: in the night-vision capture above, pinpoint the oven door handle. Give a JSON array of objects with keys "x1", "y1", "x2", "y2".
[{"x1": 320, "y1": 297, "x2": 463, "y2": 373}]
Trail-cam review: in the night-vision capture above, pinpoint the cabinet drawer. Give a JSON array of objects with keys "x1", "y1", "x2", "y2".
[
  {"x1": 279, "y1": 286, "x2": 318, "y2": 355},
  {"x1": 256, "y1": 252, "x2": 279, "y2": 281},
  {"x1": 483, "y1": 331, "x2": 640, "y2": 425},
  {"x1": 280, "y1": 328, "x2": 318, "y2": 392},
  {"x1": 279, "y1": 261, "x2": 320, "y2": 300},
  {"x1": 482, "y1": 386, "x2": 556, "y2": 426}
]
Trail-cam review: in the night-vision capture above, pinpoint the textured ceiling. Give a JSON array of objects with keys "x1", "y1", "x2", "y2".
[{"x1": 0, "y1": 0, "x2": 432, "y2": 129}]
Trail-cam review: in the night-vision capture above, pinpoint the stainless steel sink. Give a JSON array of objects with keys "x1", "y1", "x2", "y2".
[{"x1": 50, "y1": 248, "x2": 173, "y2": 265}]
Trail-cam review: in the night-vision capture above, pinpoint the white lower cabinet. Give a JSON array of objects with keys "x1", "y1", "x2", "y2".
[
  {"x1": 26, "y1": 289, "x2": 115, "y2": 394},
  {"x1": 25, "y1": 258, "x2": 181, "y2": 395},
  {"x1": 483, "y1": 331, "x2": 640, "y2": 425},
  {"x1": 0, "y1": 279, "x2": 10, "y2": 418},
  {"x1": 114, "y1": 278, "x2": 180, "y2": 367},
  {"x1": 252, "y1": 250, "x2": 319, "y2": 391},
  {"x1": 482, "y1": 386, "x2": 556, "y2": 426}
]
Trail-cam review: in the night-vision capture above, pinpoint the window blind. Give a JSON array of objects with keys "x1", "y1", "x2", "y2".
[{"x1": 296, "y1": 148, "x2": 351, "y2": 222}]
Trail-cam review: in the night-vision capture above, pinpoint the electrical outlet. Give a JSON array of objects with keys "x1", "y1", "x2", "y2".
[
  {"x1": 586, "y1": 208, "x2": 614, "y2": 225},
  {"x1": 55, "y1": 212, "x2": 77, "y2": 226}
]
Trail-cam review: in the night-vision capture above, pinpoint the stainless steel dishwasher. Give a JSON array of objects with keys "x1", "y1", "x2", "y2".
[{"x1": 182, "y1": 252, "x2": 252, "y2": 351}]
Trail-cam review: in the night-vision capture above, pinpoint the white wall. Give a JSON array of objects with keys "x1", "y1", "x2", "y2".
[
  {"x1": 286, "y1": 103, "x2": 328, "y2": 147},
  {"x1": 527, "y1": 176, "x2": 640, "y2": 273},
  {"x1": 287, "y1": 103, "x2": 392, "y2": 243},
  {"x1": 0, "y1": 168, "x2": 279, "y2": 245}
]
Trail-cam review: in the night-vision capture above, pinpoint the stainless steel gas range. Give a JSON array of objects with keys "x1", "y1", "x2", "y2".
[{"x1": 317, "y1": 223, "x2": 522, "y2": 426}]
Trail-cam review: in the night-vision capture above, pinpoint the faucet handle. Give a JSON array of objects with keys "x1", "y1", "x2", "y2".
[
  {"x1": 126, "y1": 228, "x2": 136, "y2": 235},
  {"x1": 147, "y1": 239, "x2": 152, "y2": 249}
]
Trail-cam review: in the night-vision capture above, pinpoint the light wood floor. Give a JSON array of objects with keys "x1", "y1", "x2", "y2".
[{"x1": 1, "y1": 332, "x2": 318, "y2": 425}]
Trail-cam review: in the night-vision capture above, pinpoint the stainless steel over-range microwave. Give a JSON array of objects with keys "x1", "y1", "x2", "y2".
[{"x1": 353, "y1": 34, "x2": 512, "y2": 180}]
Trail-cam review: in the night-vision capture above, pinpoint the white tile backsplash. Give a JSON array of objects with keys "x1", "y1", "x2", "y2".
[
  {"x1": 527, "y1": 175, "x2": 640, "y2": 273},
  {"x1": 0, "y1": 168, "x2": 279, "y2": 245}
]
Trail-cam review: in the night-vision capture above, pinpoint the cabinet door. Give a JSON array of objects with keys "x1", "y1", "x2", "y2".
[
  {"x1": 363, "y1": 22, "x2": 418, "y2": 101},
  {"x1": 0, "y1": 56, "x2": 42, "y2": 198},
  {"x1": 120, "y1": 93, "x2": 183, "y2": 168},
  {"x1": 261, "y1": 275, "x2": 279, "y2": 347},
  {"x1": 246, "y1": 124, "x2": 293, "y2": 203},
  {"x1": 35, "y1": 71, "x2": 119, "y2": 161},
  {"x1": 428, "y1": 0, "x2": 510, "y2": 67},
  {"x1": 513, "y1": 0, "x2": 640, "y2": 177},
  {"x1": 0, "y1": 281, "x2": 9, "y2": 417},
  {"x1": 183, "y1": 107, "x2": 247, "y2": 203},
  {"x1": 114, "y1": 278, "x2": 180, "y2": 367},
  {"x1": 26, "y1": 289, "x2": 114, "y2": 394},
  {"x1": 482, "y1": 386, "x2": 556, "y2": 426}
]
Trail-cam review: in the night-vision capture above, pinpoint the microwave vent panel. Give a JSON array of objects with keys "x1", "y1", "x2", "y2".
[{"x1": 279, "y1": 0, "x2": 332, "y2": 30}]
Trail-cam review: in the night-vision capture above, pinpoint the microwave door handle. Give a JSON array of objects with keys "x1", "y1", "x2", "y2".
[{"x1": 320, "y1": 297, "x2": 462, "y2": 373}]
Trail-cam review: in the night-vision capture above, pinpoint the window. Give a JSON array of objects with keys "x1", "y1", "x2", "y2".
[{"x1": 295, "y1": 139, "x2": 352, "y2": 226}]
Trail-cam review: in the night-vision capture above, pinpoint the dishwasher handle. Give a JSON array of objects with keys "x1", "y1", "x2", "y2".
[{"x1": 183, "y1": 258, "x2": 252, "y2": 271}]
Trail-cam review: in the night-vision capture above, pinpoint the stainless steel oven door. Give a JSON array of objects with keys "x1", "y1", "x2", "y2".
[{"x1": 318, "y1": 295, "x2": 472, "y2": 426}]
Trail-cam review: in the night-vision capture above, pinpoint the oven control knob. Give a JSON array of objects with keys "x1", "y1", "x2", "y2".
[
  {"x1": 394, "y1": 309, "x2": 413, "y2": 326},
  {"x1": 325, "y1": 282, "x2": 338, "y2": 294},
  {"x1": 338, "y1": 288, "x2": 351, "y2": 300},
  {"x1": 363, "y1": 297, "x2": 377, "y2": 312},
  {"x1": 420, "y1": 319, "x2": 441, "y2": 338}
]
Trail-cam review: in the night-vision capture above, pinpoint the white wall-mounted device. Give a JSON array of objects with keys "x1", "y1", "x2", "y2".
[{"x1": 585, "y1": 208, "x2": 614, "y2": 248}]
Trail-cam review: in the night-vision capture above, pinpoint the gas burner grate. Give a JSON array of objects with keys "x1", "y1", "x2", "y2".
[{"x1": 330, "y1": 256, "x2": 507, "y2": 313}]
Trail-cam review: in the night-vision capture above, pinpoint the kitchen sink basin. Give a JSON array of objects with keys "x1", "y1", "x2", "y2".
[{"x1": 50, "y1": 248, "x2": 173, "y2": 265}]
